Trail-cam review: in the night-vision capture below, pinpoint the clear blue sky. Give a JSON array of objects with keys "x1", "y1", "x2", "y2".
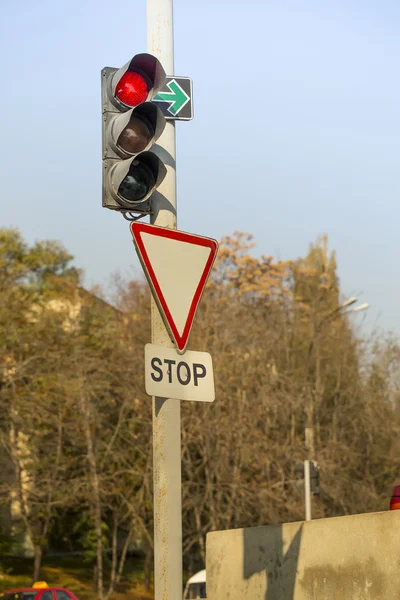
[{"x1": 1, "y1": 0, "x2": 399, "y2": 333}]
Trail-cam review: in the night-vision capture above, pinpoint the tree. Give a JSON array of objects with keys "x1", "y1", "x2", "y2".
[
  {"x1": 0, "y1": 228, "x2": 80, "y2": 579},
  {"x1": 1, "y1": 226, "x2": 400, "y2": 590}
]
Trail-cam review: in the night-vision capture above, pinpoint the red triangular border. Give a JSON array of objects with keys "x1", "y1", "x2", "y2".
[{"x1": 130, "y1": 223, "x2": 218, "y2": 353}]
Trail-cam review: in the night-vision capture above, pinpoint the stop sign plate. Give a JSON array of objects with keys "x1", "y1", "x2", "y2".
[{"x1": 145, "y1": 343, "x2": 215, "y2": 402}]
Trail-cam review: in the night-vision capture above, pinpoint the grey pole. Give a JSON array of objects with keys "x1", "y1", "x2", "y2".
[
  {"x1": 147, "y1": 1, "x2": 183, "y2": 599},
  {"x1": 304, "y1": 460, "x2": 312, "y2": 521}
]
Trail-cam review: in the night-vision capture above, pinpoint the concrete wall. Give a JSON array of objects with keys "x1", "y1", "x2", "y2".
[{"x1": 206, "y1": 510, "x2": 400, "y2": 600}]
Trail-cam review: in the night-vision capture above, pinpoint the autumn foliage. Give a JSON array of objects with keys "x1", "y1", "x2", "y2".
[{"x1": 0, "y1": 228, "x2": 399, "y2": 592}]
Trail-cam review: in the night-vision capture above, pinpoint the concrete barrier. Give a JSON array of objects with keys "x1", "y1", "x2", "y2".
[{"x1": 206, "y1": 510, "x2": 400, "y2": 599}]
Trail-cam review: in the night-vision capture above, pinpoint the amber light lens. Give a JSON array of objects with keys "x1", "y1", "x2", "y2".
[
  {"x1": 115, "y1": 71, "x2": 149, "y2": 107},
  {"x1": 117, "y1": 116, "x2": 154, "y2": 155}
]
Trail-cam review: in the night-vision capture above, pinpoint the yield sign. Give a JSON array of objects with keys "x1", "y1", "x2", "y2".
[{"x1": 130, "y1": 223, "x2": 218, "y2": 354}]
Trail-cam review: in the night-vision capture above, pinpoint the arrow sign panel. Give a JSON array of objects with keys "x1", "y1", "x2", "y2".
[
  {"x1": 153, "y1": 76, "x2": 193, "y2": 120},
  {"x1": 130, "y1": 223, "x2": 218, "y2": 353}
]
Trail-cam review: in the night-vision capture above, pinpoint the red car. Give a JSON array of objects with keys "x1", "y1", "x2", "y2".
[
  {"x1": 390, "y1": 485, "x2": 400, "y2": 510},
  {"x1": 0, "y1": 583, "x2": 79, "y2": 600}
]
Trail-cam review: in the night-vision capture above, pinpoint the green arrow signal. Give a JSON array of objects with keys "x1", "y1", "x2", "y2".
[{"x1": 154, "y1": 80, "x2": 190, "y2": 116}]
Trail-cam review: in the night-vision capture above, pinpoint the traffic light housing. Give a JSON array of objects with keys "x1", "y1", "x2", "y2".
[
  {"x1": 102, "y1": 54, "x2": 167, "y2": 214},
  {"x1": 294, "y1": 460, "x2": 321, "y2": 495},
  {"x1": 309, "y1": 460, "x2": 320, "y2": 495}
]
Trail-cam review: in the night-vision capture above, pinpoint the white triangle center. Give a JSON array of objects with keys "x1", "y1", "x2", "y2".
[{"x1": 141, "y1": 233, "x2": 211, "y2": 336}]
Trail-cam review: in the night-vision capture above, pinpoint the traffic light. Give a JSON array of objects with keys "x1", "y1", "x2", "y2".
[
  {"x1": 309, "y1": 460, "x2": 320, "y2": 495},
  {"x1": 102, "y1": 54, "x2": 167, "y2": 215},
  {"x1": 294, "y1": 460, "x2": 320, "y2": 495}
]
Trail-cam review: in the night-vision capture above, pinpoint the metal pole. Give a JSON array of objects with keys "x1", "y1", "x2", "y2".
[
  {"x1": 147, "y1": 1, "x2": 182, "y2": 600},
  {"x1": 304, "y1": 460, "x2": 312, "y2": 521}
]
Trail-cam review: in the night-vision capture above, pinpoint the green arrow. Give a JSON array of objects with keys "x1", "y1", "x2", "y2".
[{"x1": 154, "y1": 80, "x2": 190, "y2": 116}]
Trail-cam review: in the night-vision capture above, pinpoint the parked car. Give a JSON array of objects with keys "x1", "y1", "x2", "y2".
[
  {"x1": 183, "y1": 570, "x2": 206, "y2": 599},
  {"x1": 390, "y1": 484, "x2": 400, "y2": 510},
  {"x1": 0, "y1": 582, "x2": 80, "y2": 600}
]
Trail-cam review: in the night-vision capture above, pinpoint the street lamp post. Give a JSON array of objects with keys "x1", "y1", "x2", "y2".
[{"x1": 303, "y1": 297, "x2": 368, "y2": 520}]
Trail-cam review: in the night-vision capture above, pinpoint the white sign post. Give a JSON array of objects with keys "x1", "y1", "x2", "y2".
[{"x1": 146, "y1": 1, "x2": 182, "y2": 597}]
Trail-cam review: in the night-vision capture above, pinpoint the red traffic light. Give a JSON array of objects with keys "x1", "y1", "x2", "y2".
[
  {"x1": 115, "y1": 71, "x2": 150, "y2": 108},
  {"x1": 390, "y1": 484, "x2": 400, "y2": 510},
  {"x1": 102, "y1": 54, "x2": 167, "y2": 213}
]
